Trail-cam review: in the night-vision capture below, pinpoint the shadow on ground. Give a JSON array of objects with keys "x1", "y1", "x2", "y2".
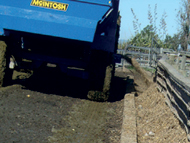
[
  {"x1": 109, "y1": 76, "x2": 135, "y2": 102},
  {"x1": 10, "y1": 67, "x2": 136, "y2": 102}
]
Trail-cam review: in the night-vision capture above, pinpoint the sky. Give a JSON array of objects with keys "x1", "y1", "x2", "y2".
[{"x1": 119, "y1": 0, "x2": 181, "y2": 40}]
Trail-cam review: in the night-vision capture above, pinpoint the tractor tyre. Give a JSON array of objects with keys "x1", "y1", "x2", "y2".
[
  {"x1": 87, "y1": 51, "x2": 114, "y2": 101},
  {"x1": 0, "y1": 40, "x2": 13, "y2": 87}
]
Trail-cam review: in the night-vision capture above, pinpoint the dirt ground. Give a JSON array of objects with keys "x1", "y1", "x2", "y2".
[
  {"x1": 129, "y1": 65, "x2": 189, "y2": 143},
  {"x1": 0, "y1": 66, "x2": 127, "y2": 143},
  {"x1": 0, "y1": 62, "x2": 188, "y2": 143}
]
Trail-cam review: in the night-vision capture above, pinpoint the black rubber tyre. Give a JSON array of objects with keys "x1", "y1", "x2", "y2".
[
  {"x1": 0, "y1": 40, "x2": 13, "y2": 87},
  {"x1": 87, "y1": 51, "x2": 114, "y2": 101},
  {"x1": 102, "y1": 63, "x2": 114, "y2": 97}
]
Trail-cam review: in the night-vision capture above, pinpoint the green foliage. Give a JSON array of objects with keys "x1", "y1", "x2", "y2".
[
  {"x1": 128, "y1": 4, "x2": 180, "y2": 50},
  {"x1": 163, "y1": 34, "x2": 180, "y2": 50},
  {"x1": 159, "y1": 11, "x2": 167, "y2": 41},
  {"x1": 128, "y1": 25, "x2": 158, "y2": 47},
  {"x1": 126, "y1": 65, "x2": 135, "y2": 70},
  {"x1": 127, "y1": 24, "x2": 179, "y2": 50},
  {"x1": 143, "y1": 67, "x2": 156, "y2": 73},
  {"x1": 177, "y1": 0, "x2": 190, "y2": 51},
  {"x1": 118, "y1": 41, "x2": 127, "y2": 49},
  {"x1": 131, "y1": 8, "x2": 141, "y2": 35}
]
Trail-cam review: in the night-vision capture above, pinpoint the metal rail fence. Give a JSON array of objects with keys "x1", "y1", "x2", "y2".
[{"x1": 117, "y1": 38, "x2": 161, "y2": 68}]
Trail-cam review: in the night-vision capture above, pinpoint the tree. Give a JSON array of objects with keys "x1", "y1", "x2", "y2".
[
  {"x1": 131, "y1": 8, "x2": 141, "y2": 35},
  {"x1": 128, "y1": 25, "x2": 158, "y2": 47},
  {"x1": 177, "y1": 0, "x2": 190, "y2": 51},
  {"x1": 130, "y1": 4, "x2": 168, "y2": 48},
  {"x1": 159, "y1": 11, "x2": 167, "y2": 41},
  {"x1": 118, "y1": 40, "x2": 128, "y2": 49},
  {"x1": 172, "y1": 34, "x2": 181, "y2": 50}
]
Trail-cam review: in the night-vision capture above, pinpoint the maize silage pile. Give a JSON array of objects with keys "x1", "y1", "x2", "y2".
[{"x1": 123, "y1": 55, "x2": 188, "y2": 143}]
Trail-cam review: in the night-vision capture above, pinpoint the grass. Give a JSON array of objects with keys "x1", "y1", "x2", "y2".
[
  {"x1": 125, "y1": 65, "x2": 135, "y2": 70},
  {"x1": 125, "y1": 65, "x2": 156, "y2": 74},
  {"x1": 143, "y1": 67, "x2": 156, "y2": 73}
]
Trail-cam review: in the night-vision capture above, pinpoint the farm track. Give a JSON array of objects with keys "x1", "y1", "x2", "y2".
[
  {"x1": 0, "y1": 64, "x2": 187, "y2": 143},
  {"x1": 0, "y1": 67, "x2": 131, "y2": 143}
]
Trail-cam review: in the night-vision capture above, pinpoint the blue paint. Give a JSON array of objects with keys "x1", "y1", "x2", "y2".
[
  {"x1": 0, "y1": 0, "x2": 110, "y2": 42},
  {"x1": 69, "y1": 0, "x2": 112, "y2": 6},
  {"x1": 0, "y1": 27, "x2": 3, "y2": 35}
]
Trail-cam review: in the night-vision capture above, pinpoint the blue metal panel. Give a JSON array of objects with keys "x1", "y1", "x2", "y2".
[
  {"x1": 0, "y1": 0, "x2": 110, "y2": 42},
  {"x1": 69, "y1": 0, "x2": 112, "y2": 6}
]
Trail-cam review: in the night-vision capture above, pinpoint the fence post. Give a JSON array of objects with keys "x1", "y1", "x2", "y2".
[
  {"x1": 160, "y1": 48, "x2": 163, "y2": 54},
  {"x1": 148, "y1": 48, "x2": 150, "y2": 65},
  {"x1": 122, "y1": 59, "x2": 125, "y2": 72},
  {"x1": 175, "y1": 56, "x2": 180, "y2": 69},
  {"x1": 149, "y1": 48, "x2": 152, "y2": 67},
  {"x1": 169, "y1": 55, "x2": 175, "y2": 65},
  {"x1": 180, "y1": 55, "x2": 186, "y2": 70},
  {"x1": 176, "y1": 57, "x2": 179, "y2": 65}
]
